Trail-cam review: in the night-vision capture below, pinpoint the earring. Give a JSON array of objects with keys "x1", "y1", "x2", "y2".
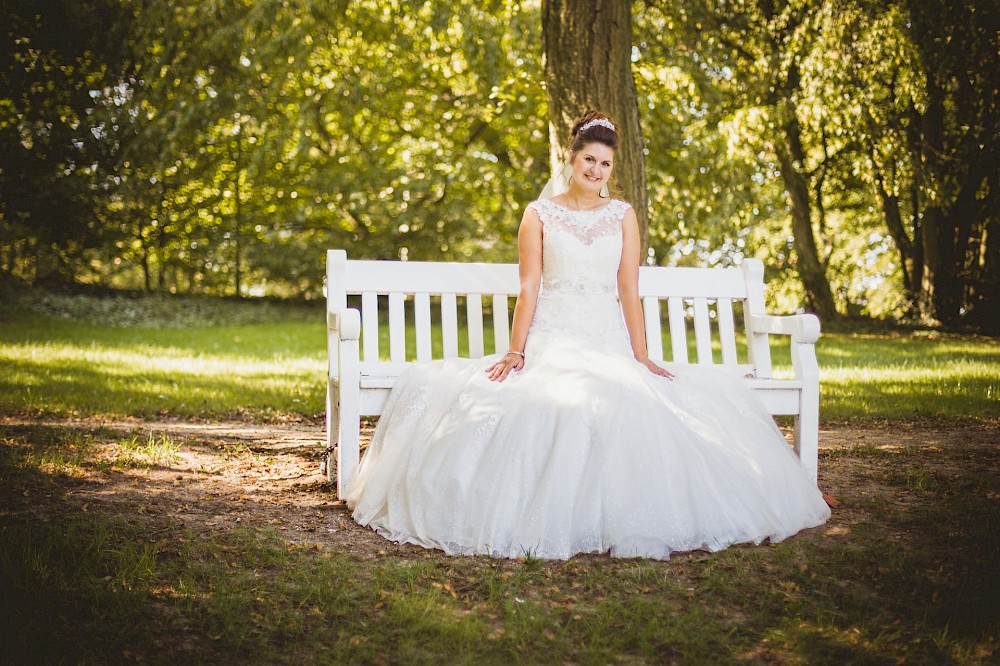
[{"x1": 599, "y1": 183, "x2": 610, "y2": 198}]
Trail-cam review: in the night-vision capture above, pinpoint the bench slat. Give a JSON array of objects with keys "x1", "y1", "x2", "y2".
[
  {"x1": 639, "y1": 266, "x2": 748, "y2": 298},
  {"x1": 415, "y1": 292, "x2": 432, "y2": 362},
  {"x1": 346, "y1": 261, "x2": 749, "y2": 299},
  {"x1": 717, "y1": 297, "x2": 738, "y2": 365},
  {"x1": 361, "y1": 292, "x2": 379, "y2": 362},
  {"x1": 388, "y1": 292, "x2": 406, "y2": 362},
  {"x1": 742, "y1": 259, "x2": 772, "y2": 378},
  {"x1": 441, "y1": 293, "x2": 458, "y2": 358},
  {"x1": 344, "y1": 260, "x2": 519, "y2": 294},
  {"x1": 693, "y1": 298, "x2": 713, "y2": 364},
  {"x1": 355, "y1": 367, "x2": 796, "y2": 389},
  {"x1": 467, "y1": 294, "x2": 485, "y2": 358},
  {"x1": 492, "y1": 294, "x2": 510, "y2": 353},
  {"x1": 667, "y1": 297, "x2": 688, "y2": 363},
  {"x1": 643, "y1": 297, "x2": 663, "y2": 361}
]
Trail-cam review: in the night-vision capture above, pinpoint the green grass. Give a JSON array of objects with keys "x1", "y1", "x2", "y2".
[
  {"x1": 0, "y1": 312, "x2": 327, "y2": 419},
  {"x1": 1, "y1": 294, "x2": 997, "y2": 422},
  {"x1": 810, "y1": 332, "x2": 999, "y2": 420},
  {"x1": 115, "y1": 433, "x2": 182, "y2": 468}
]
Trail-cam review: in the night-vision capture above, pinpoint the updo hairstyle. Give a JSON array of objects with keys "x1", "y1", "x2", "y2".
[{"x1": 568, "y1": 111, "x2": 620, "y2": 155}]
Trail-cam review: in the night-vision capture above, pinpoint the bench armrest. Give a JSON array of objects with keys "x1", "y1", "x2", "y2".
[
  {"x1": 327, "y1": 307, "x2": 361, "y2": 341},
  {"x1": 748, "y1": 313, "x2": 820, "y2": 344},
  {"x1": 748, "y1": 312, "x2": 821, "y2": 483}
]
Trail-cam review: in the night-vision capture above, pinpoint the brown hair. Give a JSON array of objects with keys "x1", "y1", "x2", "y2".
[{"x1": 568, "y1": 110, "x2": 620, "y2": 155}]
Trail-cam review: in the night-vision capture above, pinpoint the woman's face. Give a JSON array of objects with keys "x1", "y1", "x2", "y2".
[{"x1": 570, "y1": 142, "x2": 615, "y2": 195}]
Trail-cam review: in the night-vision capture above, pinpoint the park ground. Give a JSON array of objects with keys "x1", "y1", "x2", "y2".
[{"x1": 1, "y1": 292, "x2": 998, "y2": 664}]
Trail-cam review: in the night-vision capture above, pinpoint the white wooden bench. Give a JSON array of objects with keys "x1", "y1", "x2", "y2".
[{"x1": 325, "y1": 249, "x2": 821, "y2": 498}]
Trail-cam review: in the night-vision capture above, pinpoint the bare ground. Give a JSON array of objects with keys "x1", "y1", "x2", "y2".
[{"x1": 2, "y1": 415, "x2": 997, "y2": 557}]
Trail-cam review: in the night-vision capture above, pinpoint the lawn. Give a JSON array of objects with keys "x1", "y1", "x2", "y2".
[
  {"x1": 1, "y1": 293, "x2": 997, "y2": 422},
  {"x1": 1, "y1": 290, "x2": 998, "y2": 664}
]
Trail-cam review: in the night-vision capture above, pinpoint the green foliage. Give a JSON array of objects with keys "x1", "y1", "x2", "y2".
[
  {"x1": 104, "y1": 0, "x2": 549, "y2": 297},
  {"x1": 634, "y1": 0, "x2": 999, "y2": 325},
  {"x1": 0, "y1": 0, "x2": 137, "y2": 285},
  {"x1": 2, "y1": 0, "x2": 996, "y2": 325}
]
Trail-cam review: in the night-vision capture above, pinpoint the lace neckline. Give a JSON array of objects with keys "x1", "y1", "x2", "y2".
[
  {"x1": 545, "y1": 199, "x2": 615, "y2": 213},
  {"x1": 529, "y1": 198, "x2": 629, "y2": 243},
  {"x1": 533, "y1": 198, "x2": 628, "y2": 216}
]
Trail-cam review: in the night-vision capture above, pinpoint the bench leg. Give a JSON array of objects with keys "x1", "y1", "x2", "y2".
[
  {"x1": 795, "y1": 395, "x2": 819, "y2": 486},
  {"x1": 336, "y1": 342, "x2": 361, "y2": 500},
  {"x1": 325, "y1": 381, "x2": 339, "y2": 484},
  {"x1": 336, "y1": 404, "x2": 360, "y2": 500}
]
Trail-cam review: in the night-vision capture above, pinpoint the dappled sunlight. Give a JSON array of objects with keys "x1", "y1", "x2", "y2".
[
  {"x1": 809, "y1": 332, "x2": 1000, "y2": 420},
  {"x1": 763, "y1": 619, "x2": 909, "y2": 663},
  {"x1": 0, "y1": 328, "x2": 326, "y2": 419}
]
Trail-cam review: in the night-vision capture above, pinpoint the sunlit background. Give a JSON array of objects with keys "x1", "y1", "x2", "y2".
[{"x1": 2, "y1": 0, "x2": 996, "y2": 327}]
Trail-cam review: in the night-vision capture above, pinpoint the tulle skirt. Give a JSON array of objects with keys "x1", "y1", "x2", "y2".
[{"x1": 346, "y1": 329, "x2": 830, "y2": 560}]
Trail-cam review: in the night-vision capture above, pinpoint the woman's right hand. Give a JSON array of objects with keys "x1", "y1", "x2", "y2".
[{"x1": 486, "y1": 353, "x2": 524, "y2": 382}]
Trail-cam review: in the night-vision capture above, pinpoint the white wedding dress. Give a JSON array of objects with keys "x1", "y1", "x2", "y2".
[{"x1": 346, "y1": 198, "x2": 830, "y2": 560}]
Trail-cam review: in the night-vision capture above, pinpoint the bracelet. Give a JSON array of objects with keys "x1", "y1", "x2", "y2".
[{"x1": 506, "y1": 350, "x2": 525, "y2": 359}]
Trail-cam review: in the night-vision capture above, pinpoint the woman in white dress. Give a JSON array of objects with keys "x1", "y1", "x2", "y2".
[{"x1": 346, "y1": 111, "x2": 831, "y2": 560}]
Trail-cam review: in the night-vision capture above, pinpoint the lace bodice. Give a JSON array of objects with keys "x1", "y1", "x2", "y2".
[
  {"x1": 528, "y1": 198, "x2": 630, "y2": 294},
  {"x1": 526, "y1": 198, "x2": 632, "y2": 349}
]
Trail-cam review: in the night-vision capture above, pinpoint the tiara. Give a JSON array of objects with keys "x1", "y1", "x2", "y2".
[{"x1": 580, "y1": 118, "x2": 616, "y2": 133}]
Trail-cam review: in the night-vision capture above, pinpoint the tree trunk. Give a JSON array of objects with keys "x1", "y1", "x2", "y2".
[
  {"x1": 773, "y1": 110, "x2": 838, "y2": 321},
  {"x1": 868, "y1": 153, "x2": 917, "y2": 305},
  {"x1": 541, "y1": 0, "x2": 649, "y2": 245},
  {"x1": 138, "y1": 216, "x2": 151, "y2": 293},
  {"x1": 155, "y1": 182, "x2": 168, "y2": 292},
  {"x1": 906, "y1": 102, "x2": 925, "y2": 306},
  {"x1": 976, "y1": 213, "x2": 1000, "y2": 332},
  {"x1": 917, "y1": 79, "x2": 963, "y2": 324}
]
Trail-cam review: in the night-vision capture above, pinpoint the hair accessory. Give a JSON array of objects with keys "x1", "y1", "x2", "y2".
[{"x1": 580, "y1": 118, "x2": 616, "y2": 133}]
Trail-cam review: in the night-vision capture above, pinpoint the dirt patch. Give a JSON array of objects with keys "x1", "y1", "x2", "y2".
[
  {"x1": 2, "y1": 415, "x2": 997, "y2": 558},
  {"x1": 1, "y1": 415, "x2": 387, "y2": 558}
]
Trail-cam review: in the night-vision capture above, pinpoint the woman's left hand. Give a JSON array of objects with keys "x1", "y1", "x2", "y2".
[
  {"x1": 638, "y1": 357, "x2": 674, "y2": 379},
  {"x1": 486, "y1": 353, "x2": 524, "y2": 382}
]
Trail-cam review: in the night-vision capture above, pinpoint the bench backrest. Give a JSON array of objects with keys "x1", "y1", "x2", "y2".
[{"x1": 327, "y1": 250, "x2": 775, "y2": 378}]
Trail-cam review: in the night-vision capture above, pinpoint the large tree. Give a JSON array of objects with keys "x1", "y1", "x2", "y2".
[
  {"x1": 542, "y1": 0, "x2": 650, "y2": 242},
  {"x1": 0, "y1": 0, "x2": 136, "y2": 285},
  {"x1": 904, "y1": 0, "x2": 999, "y2": 327}
]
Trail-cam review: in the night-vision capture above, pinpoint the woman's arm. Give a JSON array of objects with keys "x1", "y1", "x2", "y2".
[
  {"x1": 618, "y1": 208, "x2": 674, "y2": 379},
  {"x1": 486, "y1": 205, "x2": 543, "y2": 382}
]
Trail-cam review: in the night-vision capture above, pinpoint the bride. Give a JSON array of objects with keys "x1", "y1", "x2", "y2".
[{"x1": 345, "y1": 111, "x2": 830, "y2": 560}]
